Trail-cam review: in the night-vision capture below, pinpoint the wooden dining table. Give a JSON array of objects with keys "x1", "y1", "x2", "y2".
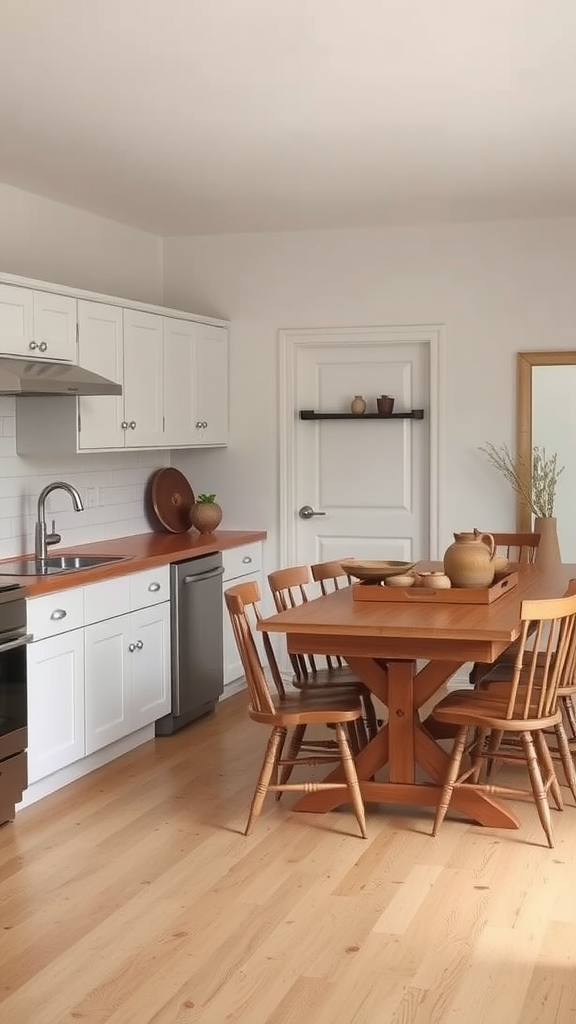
[{"x1": 259, "y1": 561, "x2": 576, "y2": 828}]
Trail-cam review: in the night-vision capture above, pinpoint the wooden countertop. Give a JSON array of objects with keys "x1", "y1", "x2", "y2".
[{"x1": 0, "y1": 530, "x2": 267, "y2": 597}]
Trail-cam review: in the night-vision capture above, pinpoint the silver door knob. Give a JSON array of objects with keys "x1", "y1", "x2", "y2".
[{"x1": 298, "y1": 505, "x2": 327, "y2": 520}]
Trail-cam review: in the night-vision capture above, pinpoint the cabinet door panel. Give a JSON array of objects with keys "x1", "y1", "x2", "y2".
[
  {"x1": 33, "y1": 291, "x2": 76, "y2": 361},
  {"x1": 0, "y1": 284, "x2": 33, "y2": 356},
  {"x1": 130, "y1": 603, "x2": 170, "y2": 728},
  {"x1": 163, "y1": 317, "x2": 197, "y2": 446},
  {"x1": 123, "y1": 309, "x2": 164, "y2": 448},
  {"x1": 78, "y1": 300, "x2": 125, "y2": 450},
  {"x1": 85, "y1": 614, "x2": 130, "y2": 753},
  {"x1": 27, "y1": 630, "x2": 85, "y2": 783},
  {"x1": 195, "y1": 325, "x2": 228, "y2": 446}
]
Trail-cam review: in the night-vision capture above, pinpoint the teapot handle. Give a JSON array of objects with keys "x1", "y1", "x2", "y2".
[{"x1": 479, "y1": 532, "x2": 495, "y2": 559}]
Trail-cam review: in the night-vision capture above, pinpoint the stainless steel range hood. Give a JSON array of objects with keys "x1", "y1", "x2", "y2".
[{"x1": 0, "y1": 357, "x2": 122, "y2": 396}]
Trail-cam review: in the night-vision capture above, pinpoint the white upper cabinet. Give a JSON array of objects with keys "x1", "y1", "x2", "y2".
[
  {"x1": 8, "y1": 271, "x2": 229, "y2": 453},
  {"x1": 163, "y1": 318, "x2": 228, "y2": 447},
  {"x1": 122, "y1": 309, "x2": 164, "y2": 448},
  {"x1": 0, "y1": 283, "x2": 76, "y2": 361},
  {"x1": 77, "y1": 300, "x2": 125, "y2": 449}
]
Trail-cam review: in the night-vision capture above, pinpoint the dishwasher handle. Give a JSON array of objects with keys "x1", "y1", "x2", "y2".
[{"x1": 182, "y1": 566, "x2": 225, "y2": 585}]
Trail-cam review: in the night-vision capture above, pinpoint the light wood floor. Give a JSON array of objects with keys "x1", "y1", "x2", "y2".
[{"x1": 2, "y1": 691, "x2": 576, "y2": 1024}]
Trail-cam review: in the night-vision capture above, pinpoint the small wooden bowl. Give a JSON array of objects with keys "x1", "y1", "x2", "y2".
[{"x1": 385, "y1": 574, "x2": 416, "y2": 588}]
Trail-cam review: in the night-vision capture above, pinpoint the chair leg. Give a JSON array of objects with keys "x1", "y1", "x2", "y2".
[
  {"x1": 562, "y1": 694, "x2": 576, "y2": 740},
  {"x1": 553, "y1": 720, "x2": 576, "y2": 802},
  {"x1": 533, "y1": 730, "x2": 563, "y2": 811},
  {"x1": 277, "y1": 724, "x2": 306, "y2": 795},
  {"x1": 334, "y1": 722, "x2": 367, "y2": 839},
  {"x1": 245, "y1": 727, "x2": 286, "y2": 836},
  {"x1": 432, "y1": 725, "x2": 467, "y2": 836},
  {"x1": 486, "y1": 728, "x2": 504, "y2": 777},
  {"x1": 469, "y1": 728, "x2": 488, "y2": 783},
  {"x1": 521, "y1": 731, "x2": 554, "y2": 848}
]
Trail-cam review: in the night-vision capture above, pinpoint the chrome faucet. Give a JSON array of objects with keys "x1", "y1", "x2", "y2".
[{"x1": 35, "y1": 481, "x2": 84, "y2": 561}]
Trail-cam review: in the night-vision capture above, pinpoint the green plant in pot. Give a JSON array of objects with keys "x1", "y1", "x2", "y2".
[{"x1": 190, "y1": 492, "x2": 223, "y2": 535}]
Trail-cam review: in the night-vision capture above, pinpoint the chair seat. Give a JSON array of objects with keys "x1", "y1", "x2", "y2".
[
  {"x1": 250, "y1": 691, "x2": 363, "y2": 726},
  {"x1": 292, "y1": 666, "x2": 365, "y2": 689},
  {"x1": 432, "y1": 688, "x2": 561, "y2": 732}
]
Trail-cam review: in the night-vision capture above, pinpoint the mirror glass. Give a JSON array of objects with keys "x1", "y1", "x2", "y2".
[{"x1": 517, "y1": 352, "x2": 576, "y2": 561}]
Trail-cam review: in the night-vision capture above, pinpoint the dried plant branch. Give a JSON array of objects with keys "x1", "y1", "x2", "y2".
[{"x1": 479, "y1": 442, "x2": 564, "y2": 518}]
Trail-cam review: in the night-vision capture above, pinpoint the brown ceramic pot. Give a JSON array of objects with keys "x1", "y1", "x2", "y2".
[
  {"x1": 190, "y1": 501, "x2": 222, "y2": 534},
  {"x1": 443, "y1": 531, "x2": 496, "y2": 587}
]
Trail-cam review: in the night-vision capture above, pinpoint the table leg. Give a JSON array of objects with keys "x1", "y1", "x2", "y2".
[{"x1": 291, "y1": 656, "x2": 520, "y2": 829}]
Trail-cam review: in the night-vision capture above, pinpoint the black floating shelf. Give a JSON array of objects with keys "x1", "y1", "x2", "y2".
[{"x1": 299, "y1": 409, "x2": 425, "y2": 421}]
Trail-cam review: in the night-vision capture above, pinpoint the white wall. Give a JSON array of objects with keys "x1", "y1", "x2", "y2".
[
  {"x1": 163, "y1": 218, "x2": 576, "y2": 570},
  {"x1": 0, "y1": 182, "x2": 167, "y2": 557}
]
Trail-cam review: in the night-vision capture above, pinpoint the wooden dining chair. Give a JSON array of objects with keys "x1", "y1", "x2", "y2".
[
  {"x1": 430, "y1": 591, "x2": 576, "y2": 848},
  {"x1": 469, "y1": 531, "x2": 541, "y2": 688},
  {"x1": 267, "y1": 564, "x2": 378, "y2": 741},
  {"x1": 224, "y1": 581, "x2": 367, "y2": 839},
  {"x1": 310, "y1": 558, "x2": 354, "y2": 594}
]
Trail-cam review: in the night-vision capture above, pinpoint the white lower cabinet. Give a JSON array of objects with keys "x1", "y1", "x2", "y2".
[
  {"x1": 85, "y1": 602, "x2": 170, "y2": 754},
  {"x1": 27, "y1": 628, "x2": 85, "y2": 784},
  {"x1": 26, "y1": 565, "x2": 171, "y2": 782},
  {"x1": 222, "y1": 542, "x2": 263, "y2": 688}
]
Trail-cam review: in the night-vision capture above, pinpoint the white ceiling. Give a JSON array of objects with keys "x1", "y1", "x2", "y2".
[{"x1": 2, "y1": 1, "x2": 576, "y2": 236}]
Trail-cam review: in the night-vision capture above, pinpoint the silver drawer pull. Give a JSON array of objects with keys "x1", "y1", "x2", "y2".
[
  {"x1": 242, "y1": 556, "x2": 252, "y2": 564},
  {"x1": 50, "y1": 609, "x2": 67, "y2": 621},
  {"x1": 148, "y1": 582, "x2": 161, "y2": 592}
]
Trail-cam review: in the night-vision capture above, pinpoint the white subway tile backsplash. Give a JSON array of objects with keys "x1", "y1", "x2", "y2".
[{"x1": 0, "y1": 402, "x2": 169, "y2": 557}]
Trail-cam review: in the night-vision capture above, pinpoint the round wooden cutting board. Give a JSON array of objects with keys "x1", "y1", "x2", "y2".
[{"x1": 148, "y1": 468, "x2": 195, "y2": 533}]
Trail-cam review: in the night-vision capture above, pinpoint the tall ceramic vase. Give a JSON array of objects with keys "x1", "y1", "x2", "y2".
[{"x1": 534, "y1": 516, "x2": 561, "y2": 567}]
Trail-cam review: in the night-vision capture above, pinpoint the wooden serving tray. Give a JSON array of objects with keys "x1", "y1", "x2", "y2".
[{"x1": 352, "y1": 571, "x2": 518, "y2": 604}]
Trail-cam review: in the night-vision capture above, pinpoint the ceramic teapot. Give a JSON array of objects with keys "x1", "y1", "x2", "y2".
[{"x1": 443, "y1": 531, "x2": 496, "y2": 588}]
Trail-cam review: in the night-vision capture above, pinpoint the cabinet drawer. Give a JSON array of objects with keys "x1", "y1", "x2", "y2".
[
  {"x1": 84, "y1": 576, "x2": 131, "y2": 625},
  {"x1": 27, "y1": 588, "x2": 84, "y2": 641},
  {"x1": 130, "y1": 565, "x2": 170, "y2": 610},
  {"x1": 222, "y1": 543, "x2": 262, "y2": 582}
]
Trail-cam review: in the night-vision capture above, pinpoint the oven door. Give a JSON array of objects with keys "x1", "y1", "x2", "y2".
[{"x1": 0, "y1": 629, "x2": 33, "y2": 759}]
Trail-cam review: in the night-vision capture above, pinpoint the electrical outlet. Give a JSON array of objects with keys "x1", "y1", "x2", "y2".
[{"x1": 86, "y1": 487, "x2": 98, "y2": 508}]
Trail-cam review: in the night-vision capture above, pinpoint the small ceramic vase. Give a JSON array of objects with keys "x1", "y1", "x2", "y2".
[
  {"x1": 376, "y1": 395, "x2": 395, "y2": 416},
  {"x1": 350, "y1": 395, "x2": 367, "y2": 415}
]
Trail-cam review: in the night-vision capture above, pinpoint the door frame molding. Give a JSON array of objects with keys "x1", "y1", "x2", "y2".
[{"x1": 278, "y1": 325, "x2": 444, "y2": 570}]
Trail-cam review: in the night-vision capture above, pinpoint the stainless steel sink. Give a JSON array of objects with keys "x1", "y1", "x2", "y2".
[{"x1": 0, "y1": 554, "x2": 127, "y2": 576}]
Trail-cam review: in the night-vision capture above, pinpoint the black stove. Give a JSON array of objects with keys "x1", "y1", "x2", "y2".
[{"x1": 0, "y1": 583, "x2": 32, "y2": 825}]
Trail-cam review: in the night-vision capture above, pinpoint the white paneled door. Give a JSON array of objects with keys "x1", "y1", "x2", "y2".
[{"x1": 281, "y1": 327, "x2": 440, "y2": 569}]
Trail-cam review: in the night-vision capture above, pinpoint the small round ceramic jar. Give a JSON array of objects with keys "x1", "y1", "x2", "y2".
[{"x1": 414, "y1": 571, "x2": 452, "y2": 589}]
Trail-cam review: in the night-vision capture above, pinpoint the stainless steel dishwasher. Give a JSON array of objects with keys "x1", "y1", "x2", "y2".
[{"x1": 155, "y1": 552, "x2": 224, "y2": 735}]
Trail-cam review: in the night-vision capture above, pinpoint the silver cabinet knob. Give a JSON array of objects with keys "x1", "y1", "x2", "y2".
[
  {"x1": 29, "y1": 340, "x2": 38, "y2": 350},
  {"x1": 298, "y1": 505, "x2": 327, "y2": 520},
  {"x1": 135, "y1": 640, "x2": 143, "y2": 650},
  {"x1": 129, "y1": 421, "x2": 136, "y2": 429},
  {"x1": 195, "y1": 421, "x2": 203, "y2": 429},
  {"x1": 128, "y1": 643, "x2": 136, "y2": 652},
  {"x1": 242, "y1": 556, "x2": 252, "y2": 564},
  {"x1": 38, "y1": 341, "x2": 48, "y2": 352},
  {"x1": 121, "y1": 421, "x2": 128, "y2": 429}
]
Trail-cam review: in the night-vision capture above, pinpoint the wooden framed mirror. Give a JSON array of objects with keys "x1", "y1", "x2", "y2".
[{"x1": 517, "y1": 351, "x2": 576, "y2": 556}]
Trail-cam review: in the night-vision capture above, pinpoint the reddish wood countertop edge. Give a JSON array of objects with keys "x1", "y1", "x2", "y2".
[{"x1": 1, "y1": 530, "x2": 267, "y2": 598}]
